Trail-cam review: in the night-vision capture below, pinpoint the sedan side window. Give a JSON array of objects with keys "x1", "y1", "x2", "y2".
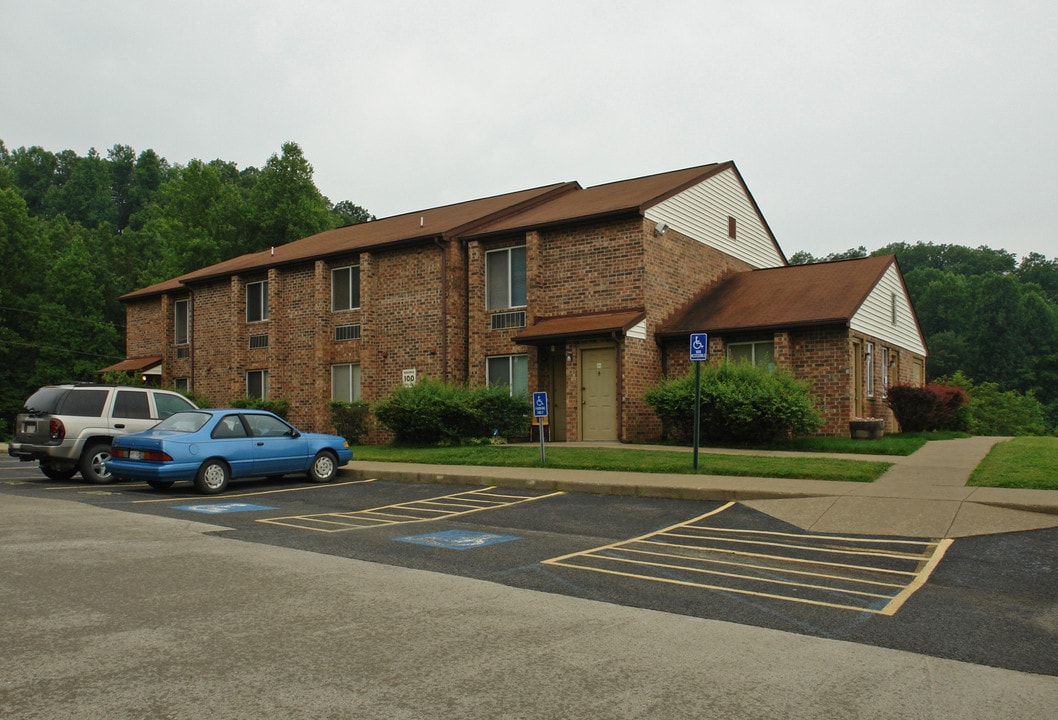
[
  {"x1": 244, "y1": 414, "x2": 293, "y2": 437},
  {"x1": 211, "y1": 415, "x2": 248, "y2": 439}
]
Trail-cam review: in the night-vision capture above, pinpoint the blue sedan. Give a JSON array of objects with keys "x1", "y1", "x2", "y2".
[{"x1": 106, "y1": 409, "x2": 353, "y2": 494}]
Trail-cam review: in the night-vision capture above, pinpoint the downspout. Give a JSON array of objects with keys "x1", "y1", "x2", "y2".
[
  {"x1": 188, "y1": 287, "x2": 195, "y2": 391},
  {"x1": 435, "y1": 238, "x2": 448, "y2": 381},
  {"x1": 613, "y1": 330, "x2": 624, "y2": 443}
]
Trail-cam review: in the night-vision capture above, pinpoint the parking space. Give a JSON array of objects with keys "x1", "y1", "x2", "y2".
[{"x1": 544, "y1": 501, "x2": 952, "y2": 615}]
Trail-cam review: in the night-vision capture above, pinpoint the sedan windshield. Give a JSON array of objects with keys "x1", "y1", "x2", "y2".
[{"x1": 154, "y1": 411, "x2": 212, "y2": 433}]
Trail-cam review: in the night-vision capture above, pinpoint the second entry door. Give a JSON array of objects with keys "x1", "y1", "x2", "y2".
[{"x1": 581, "y1": 347, "x2": 617, "y2": 441}]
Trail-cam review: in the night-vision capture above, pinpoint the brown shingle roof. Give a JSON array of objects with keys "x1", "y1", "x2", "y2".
[
  {"x1": 513, "y1": 308, "x2": 646, "y2": 345},
  {"x1": 657, "y1": 255, "x2": 896, "y2": 336},
  {"x1": 122, "y1": 182, "x2": 577, "y2": 298},
  {"x1": 466, "y1": 163, "x2": 727, "y2": 238},
  {"x1": 97, "y1": 356, "x2": 163, "y2": 374}
]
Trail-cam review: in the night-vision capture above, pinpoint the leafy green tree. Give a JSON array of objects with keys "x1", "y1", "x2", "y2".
[
  {"x1": 249, "y1": 141, "x2": 335, "y2": 249},
  {"x1": 331, "y1": 199, "x2": 374, "y2": 227}
]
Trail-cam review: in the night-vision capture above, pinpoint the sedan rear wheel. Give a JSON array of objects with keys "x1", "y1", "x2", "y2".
[
  {"x1": 195, "y1": 459, "x2": 230, "y2": 494},
  {"x1": 308, "y1": 450, "x2": 338, "y2": 483}
]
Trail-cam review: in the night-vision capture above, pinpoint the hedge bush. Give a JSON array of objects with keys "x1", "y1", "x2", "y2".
[
  {"x1": 373, "y1": 378, "x2": 530, "y2": 445},
  {"x1": 886, "y1": 383, "x2": 968, "y2": 432},
  {"x1": 644, "y1": 363, "x2": 821, "y2": 444},
  {"x1": 934, "y1": 371, "x2": 1049, "y2": 435},
  {"x1": 328, "y1": 400, "x2": 372, "y2": 443}
]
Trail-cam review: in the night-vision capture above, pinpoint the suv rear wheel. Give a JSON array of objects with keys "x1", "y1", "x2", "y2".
[
  {"x1": 80, "y1": 442, "x2": 114, "y2": 484},
  {"x1": 40, "y1": 461, "x2": 77, "y2": 481}
]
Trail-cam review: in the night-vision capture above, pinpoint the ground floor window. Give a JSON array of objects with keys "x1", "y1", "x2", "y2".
[
  {"x1": 247, "y1": 369, "x2": 269, "y2": 399},
  {"x1": 173, "y1": 378, "x2": 189, "y2": 392},
  {"x1": 727, "y1": 340, "x2": 775, "y2": 371},
  {"x1": 332, "y1": 363, "x2": 362, "y2": 402},
  {"x1": 486, "y1": 354, "x2": 528, "y2": 395}
]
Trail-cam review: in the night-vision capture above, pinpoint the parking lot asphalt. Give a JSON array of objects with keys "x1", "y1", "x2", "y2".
[
  {"x1": 4, "y1": 487, "x2": 1058, "y2": 719},
  {"x1": 342, "y1": 436, "x2": 1058, "y2": 539}
]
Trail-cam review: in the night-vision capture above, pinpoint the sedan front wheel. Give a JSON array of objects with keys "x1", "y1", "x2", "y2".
[
  {"x1": 195, "y1": 459, "x2": 230, "y2": 494},
  {"x1": 308, "y1": 450, "x2": 338, "y2": 483}
]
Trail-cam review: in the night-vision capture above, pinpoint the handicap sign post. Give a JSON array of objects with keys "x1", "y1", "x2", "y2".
[
  {"x1": 689, "y1": 333, "x2": 708, "y2": 470},
  {"x1": 533, "y1": 391, "x2": 548, "y2": 463}
]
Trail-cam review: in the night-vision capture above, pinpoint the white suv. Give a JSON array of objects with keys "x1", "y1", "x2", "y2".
[{"x1": 8, "y1": 384, "x2": 198, "y2": 483}]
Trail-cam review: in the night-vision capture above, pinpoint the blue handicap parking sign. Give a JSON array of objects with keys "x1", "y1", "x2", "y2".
[
  {"x1": 533, "y1": 391, "x2": 548, "y2": 417},
  {"x1": 690, "y1": 333, "x2": 708, "y2": 361},
  {"x1": 395, "y1": 529, "x2": 520, "y2": 550}
]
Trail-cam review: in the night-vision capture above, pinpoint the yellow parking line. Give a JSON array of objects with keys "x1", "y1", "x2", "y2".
[{"x1": 130, "y1": 478, "x2": 376, "y2": 503}]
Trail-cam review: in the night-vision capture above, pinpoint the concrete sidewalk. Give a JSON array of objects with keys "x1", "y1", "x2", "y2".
[{"x1": 341, "y1": 436, "x2": 1058, "y2": 538}]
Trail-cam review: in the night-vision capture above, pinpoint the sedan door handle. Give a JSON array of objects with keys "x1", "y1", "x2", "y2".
[{"x1": 257, "y1": 442, "x2": 265, "y2": 446}]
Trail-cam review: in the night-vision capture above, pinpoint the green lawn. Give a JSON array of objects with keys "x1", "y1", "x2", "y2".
[
  {"x1": 969, "y1": 437, "x2": 1058, "y2": 490},
  {"x1": 353, "y1": 443, "x2": 892, "y2": 483}
]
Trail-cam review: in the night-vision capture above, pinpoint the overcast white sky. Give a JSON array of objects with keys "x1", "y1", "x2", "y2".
[{"x1": 2, "y1": 0, "x2": 1055, "y2": 260}]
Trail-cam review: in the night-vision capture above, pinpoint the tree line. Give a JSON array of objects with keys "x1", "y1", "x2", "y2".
[
  {"x1": 0, "y1": 140, "x2": 370, "y2": 428},
  {"x1": 791, "y1": 244, "x2": 1058, "y2": 431},
  {"x1": 1, "y1": 139, "x2": 1055, "y2": 434}
]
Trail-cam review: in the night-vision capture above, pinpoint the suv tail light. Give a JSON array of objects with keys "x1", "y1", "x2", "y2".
[{"x1": 48, "y1": 419, "x2": 65, "y2": 441}]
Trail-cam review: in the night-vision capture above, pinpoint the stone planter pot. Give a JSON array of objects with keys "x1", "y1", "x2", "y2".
[{"x1": 849, "y1": 420, "x2": 885, "y2": 440}]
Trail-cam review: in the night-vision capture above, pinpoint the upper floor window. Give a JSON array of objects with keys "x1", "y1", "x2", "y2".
[
  {"x1": 174, "y1": 299, "x2": 189, "y2": 345},
  {"x1": 247, "y1": 281, "x2": 269, "y2": 323},
  {"x1": 486, "y1": 246, "x2": 526, "y2": 310},
  {"x1": 332, "y1": 265, "x2": 361, "y2": 311},
  {"x1": 727, "y1": 341, "x2": 775, "y2": 372}
]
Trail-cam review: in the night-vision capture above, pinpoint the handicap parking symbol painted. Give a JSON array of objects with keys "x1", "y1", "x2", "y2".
[
  {"x1": 395, "y1": 529, "x2": 520, "y2": 550},
  {"x1": 175, "y1": 502, "x2": 277, "y2": 514}
]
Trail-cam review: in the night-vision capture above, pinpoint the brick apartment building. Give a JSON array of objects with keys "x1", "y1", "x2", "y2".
[{"x1": 109, "y1": 162, "x2": 927, "y2": 440}]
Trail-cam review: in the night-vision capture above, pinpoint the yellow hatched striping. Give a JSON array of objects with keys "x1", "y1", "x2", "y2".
[
  {"x1": 543, "y1": 502, "x2": 951, "y2": 615},
  {"x1": 257, "y1": 487, "x2": 565, "y2": 532}
]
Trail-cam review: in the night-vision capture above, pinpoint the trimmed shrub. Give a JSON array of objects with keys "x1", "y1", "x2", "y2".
[
  {"x1": 645, "y1": 363, "x2": 821, "y2": 444},
  {"x1": 328, "y1": 400, "x2": 371, "y2": 443},
  {"x1": 887, "y1": 383, "x2": 967, "y2": 432},
  {"x1": 373, "y1": 378, "x2": 530, "y2": 445}
]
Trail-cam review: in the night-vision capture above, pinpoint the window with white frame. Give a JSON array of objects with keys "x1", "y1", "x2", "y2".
[
  {"x1": 486, "y1": 354, "x2": 528, "y2": 395},
  {"x1": 247, "y1": 281, "x2": 269, "y2": 322},
  {"x1": 174, "y1": 299, "x2": 189, "y2": 345},
  {"x1": 173, "y1": 378, "x2": 189, "y2": 392},
  {"x1": 332, "y1": 265, "x2": 361, "y2": 311},
  {"x1": 331, "y1": 363, "x2": 362, "y2": 402},
  {"x1": 247, "y1": 369, "x2": 269, "y2": 399},
  {"x1": 881, "y1": 347, "x2": 890, "y2": 398},
  {"x1": 726, "y1": 341, "x2": 775, "y2": 371},
  {"x1": 486, "y1": 246, "x2": 526, "y2": 310},
  {"x1": 866, "y1": 342, "x2": 875, "y2": 397}
]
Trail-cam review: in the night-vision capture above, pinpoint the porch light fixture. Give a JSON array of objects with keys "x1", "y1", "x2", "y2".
[{"x1": 654, "y1": 221, "x2": 668, "y2": 236}]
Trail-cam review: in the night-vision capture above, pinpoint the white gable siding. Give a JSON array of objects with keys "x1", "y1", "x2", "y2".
[
  {"x1": 643, "y1": 167, "x2": 785, "y2": 269},
  {"x1": 626, "y1": 319, "x2": 647, "y2": 340},
  {"x1": 850, "y1": 264, "x2": 927, "y2": 355}
]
